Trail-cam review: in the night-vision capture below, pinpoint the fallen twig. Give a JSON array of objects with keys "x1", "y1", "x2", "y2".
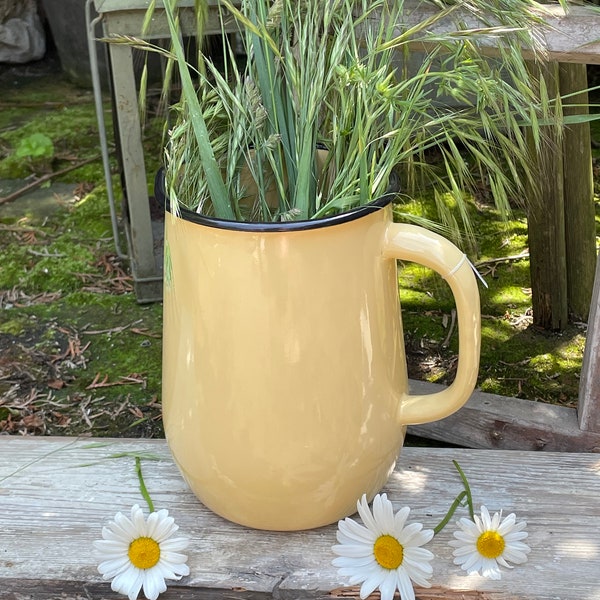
[
  {"x1": 83, "y1": 319, "x2": 143, "y2": 336},
  {"x1": 0, "y1": 154, "x2": 102, "y2": 206},
  {"x1": 26, "y1": 248, "x2": 67, "y2": 258},
  {"x1": 441, "y1": 309, "x2": 457, "y2": 348},
  {"x1": 86, "y1": 373, "x2": 146, "y2": 389},
  {"x1": 130, "y1": 327, "x2": 161, "y2": 338},
  {"x1": 474, "y1": 251, "x2": 529, "y2": 267}
]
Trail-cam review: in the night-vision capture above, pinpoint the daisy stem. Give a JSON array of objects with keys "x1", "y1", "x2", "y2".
[
  {"x1": 452, "y1": 460, "x2": 474, "y2": 520},
  {"x1": 433, "y1": 489, "x2": 467, "y2": 535},
  {"x1": 135, "y1": 456, "x2": 155, "y2": 513}
]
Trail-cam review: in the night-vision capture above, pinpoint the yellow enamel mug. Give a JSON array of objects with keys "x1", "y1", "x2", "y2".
[{"x1": 160, "y1": 183, "x2": 480, "y2": 531}]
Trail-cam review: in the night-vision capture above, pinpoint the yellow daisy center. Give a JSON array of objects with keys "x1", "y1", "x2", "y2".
[
  {"x1": 128, "y1": 537, "x2": 160, "y2": 569},
  {"x1": 373, "y1": 534, "x2": 404, "y2": 569},
  {"x1": 476, "y1": 530, "x2": 506, "y2": 559}
]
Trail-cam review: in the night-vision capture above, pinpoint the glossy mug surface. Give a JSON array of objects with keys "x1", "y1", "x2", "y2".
[{"x1": 162, "y1": 200, "x2": 480, "y2": 530}]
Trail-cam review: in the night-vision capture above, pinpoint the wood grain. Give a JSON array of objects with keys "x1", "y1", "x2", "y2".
[
  {"x1": 94, "y1": 1, "x2": 600, "y2": 64},
  {"x1": 407, "y1": 380, "x2": 600, "y2": 452},
  {"x1": 1, "y1": 437, "x2": 599, "y2": 599}
]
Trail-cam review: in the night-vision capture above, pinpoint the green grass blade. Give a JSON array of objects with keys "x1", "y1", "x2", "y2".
[{"x1": 162, "y1": 0, "x2": 234, "y2": 219}]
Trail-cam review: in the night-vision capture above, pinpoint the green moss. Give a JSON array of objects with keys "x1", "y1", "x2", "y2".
[
  {"x1": 65, "y1": 190, "x2": 115, "y2": 239},
  {"x1": 0, "y1": 317, "x2": 26, "y2": 335},
  {"x1": 4, "y1": 294, "x2": 163, "y2": 410},
  {"x1": 393, "y1": 187, "x2": 592, "y2": 407},
  {"x1": 47, "y1": 298, "x2": 162, "y2": 394},
  {"x1": 0, "y1": 76, "x2": 113, "y2": 183}
]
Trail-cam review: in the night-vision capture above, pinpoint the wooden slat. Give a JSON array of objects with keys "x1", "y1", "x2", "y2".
[
  {"x1": 533, "y1": 4, "x2": 600, "y2": 65},
  {"x1": 408, "y1": 379, "x2": 600, "y2": 452},
  {"x1": 1, "y1": 437, "x2": 600, "y2": 599},
  {"x1": 561, "y1": 63, "x2": 596, "y2": 323},
  {"x1": 398, "y1": 4, "x2": 600, "y2": 65},
  {"x1": 579, "y1": 255, "x2": 600, "y2": 433},
  {"x1": 93, "y1": 1, "x2": 600, "y2": 64},
  {"x1": 526, "y1": 61, "x2": 569, "y2": 330}
]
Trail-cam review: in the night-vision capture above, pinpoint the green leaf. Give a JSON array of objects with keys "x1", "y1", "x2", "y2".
[{"x1": 15, "y1": 133, "x2": 54, "y2": 160}]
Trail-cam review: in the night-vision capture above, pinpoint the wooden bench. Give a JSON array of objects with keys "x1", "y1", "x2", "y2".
[{"x1": 1, "y1": 436, "x2": 598, "y2": 599}]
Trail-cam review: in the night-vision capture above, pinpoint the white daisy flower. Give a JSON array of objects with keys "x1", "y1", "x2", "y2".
[
  {"x1": 332, "y1": 493, "x2": 434, "y2": 600},
  {"x1": 94, "y1": 504, "x2": 190, "y2": 600},
  {"x1": 449, "y1": 505, "x2": 531, "y2": 580}
]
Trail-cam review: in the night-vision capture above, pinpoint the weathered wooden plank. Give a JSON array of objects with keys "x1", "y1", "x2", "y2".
[
  {"x1": 526, "y1": 61, "x2": 569, "y2": 330},
  {"x1": 533, "y1": 4, "x2": 600, "y2": 65},
  {"x1": 1, "y1": 437, "x2": 600, "y2": 600},
  {"x1": 408, "y1": 379, "x2": 600, "y2": 452},
  {"x1": 0, "y1": 580, "x2": 506, "y2": 600},
  {"x1": 94, "y1": 1, "x2": 600, "y2": 64},
  {"x1": 398, "y1": 3, "x2": 600, "y2": 65},
  {"x1": 579, "y1": 255, "x2": 600, "y2": 433},
  {"x1": 108, "y1": 42, "x2": 158, "y2": 285},
  {"x1": 560, "y1": 63, "x2": 597, "y2": 322}
]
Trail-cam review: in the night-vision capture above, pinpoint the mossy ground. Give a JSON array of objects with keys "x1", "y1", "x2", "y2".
[
  {"x1": 1, "y1": 56, "x2": 599, "y2": 437},
  {"x1": 395, "y1": 199, "x2": 591, "y2": 408},
  {"x1": 1, "y1": 57, "x2": 164, "y2": 437}
]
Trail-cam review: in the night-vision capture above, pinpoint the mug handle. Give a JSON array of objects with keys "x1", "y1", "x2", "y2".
[{"x1": 382, "y1": 223, "x2": 481, "y2": 425}]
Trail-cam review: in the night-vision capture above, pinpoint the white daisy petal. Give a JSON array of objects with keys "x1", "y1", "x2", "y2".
[
  {"x1": 373, "y1": 494, "x2": 396, "y2": 534},
  {"x1": 95, "y1": 505, "x2": 189, "y2": 600},
  {"x1": 332, "y1": 494, "x2": 433, "y2": 600},
  {"x1": 112, "y1": 566, "x2": 143, "y2": 599},
  {"x1": 405, "y1": 527, "x2": 434, "y2": 548},
  {"x1": 98, "y1": 555, "x2": 132, "y2": 578},
  {"x1": 481, "y1": 558, "x2": 502, "y2": 580},
  {"x1": 393, "y1": 506, "x2": 410, "y2": 533},
  {"x1": 378, "y1": 568, "x2": 398, "y2": 600},
  {"x1": 404, "y1": 546, "x2": 434, "y2": 563},
  {"x1": 339, "y1": 516, "x2": 377, "y2": 544},
  {"x1": 145, "y1": 511, "x2": 166, "y2": 539},
  {"x1": 131, "y1": 505, "x2": 148, "y2": 535},
  {"x1": 110, "y1": 515, "x2": 137, "y2": 540},
  {"x1": 343, "y1": 565, "x2": 379, "y2": 584},
  {"x1": 502, "y1": 546, "x2": 530, "y2": 564},
  {"x1": 459, "y1": 550, "x2": 483, "y2": 572},
  {"x1": 403, "y1": 563, "x2": 431, "y2": 589},
  {"x1": 143, "y1": 567, "x2": 167, "y2": 600},
  {"x1": 359, "y1": 572, "x2": 383, "y2": 599},
  {"x1": 504, "y1": 529, "x2": 529, "y2": 542},
  {"x1": 451, "y1": 544, "x2": 476, "y2": 557},
  {"x1": 396, "y1": 521, "x2": 422, "y2": 545},
  {"x1": 332, "y1": 543, "x2": 375, "y2": 558},
  {"x1": 95, "y1": 538, "x2": 129, "y2": 552},
  {"x1": 480, "y1": 506, "x2": 492, "y2": 527},
  {"x1": 151, "y1": 512, "x2": 177, "y2": 543},
  {"x1": 170, "y1": 561, "x2": 190, "y2": 578},
  {"x1": 160, "y1": 537, "x2": 190, "y2": 553},
  {"x1": 456, "y1": 517, "x2": 480, "y2": 535},
  {"x1": 490, "y1": 510, "x2": 502, "y2": 531},
  {"x1": 356, "y1": 495, "x2": 379, "y2": 533},
  {"x1": 497, "y1": 514, "x2": 517, "y2": 534},
  {"x1": 160, "y1": 548, "x2": 190, "y2": 564},
  {"x1": 496, "y1": 555, "x2": 514, "y2": 569},
  {"x1": 512, "y1": 540, "x2": 532, "y2": 553},
  {"x1": 450, "y1": 506, "x2": 530, "y2": 580},
  {"x1": 333, "y1": 554, "x2": 377, "y2": 568},
  {"x1": 397, "y1": 569, "x2": 417, "y2": 600}
]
